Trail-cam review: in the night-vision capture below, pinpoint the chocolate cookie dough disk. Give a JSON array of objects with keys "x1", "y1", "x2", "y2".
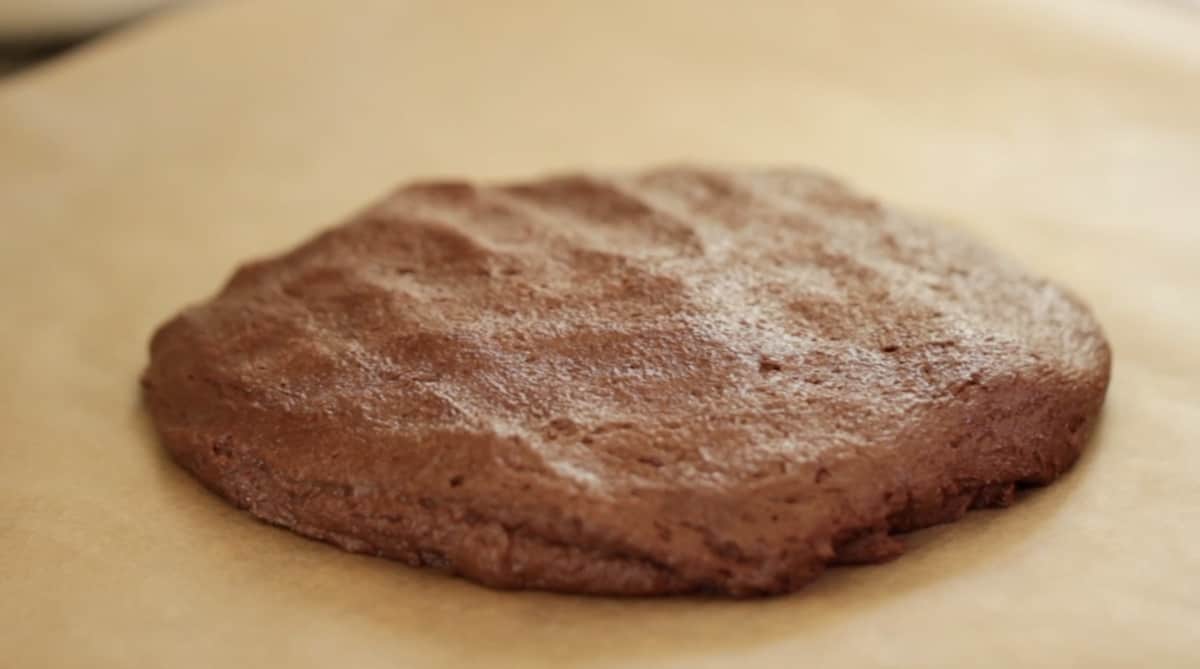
[{"x1": 142, "y1": 166, "x2": 1111, "y2": 596}]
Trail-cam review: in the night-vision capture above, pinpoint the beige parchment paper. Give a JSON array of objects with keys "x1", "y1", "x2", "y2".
[{"x1": 1, "y1": 1, "x2": 1197, "y2": 667}]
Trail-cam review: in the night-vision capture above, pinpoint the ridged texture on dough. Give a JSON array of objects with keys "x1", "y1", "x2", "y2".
[{"x1": 143, "y1": 166, "x2": 1110, "y2": 595}]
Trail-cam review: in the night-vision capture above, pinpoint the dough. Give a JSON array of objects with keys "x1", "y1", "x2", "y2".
[{"x1": 142, "y1": 166, "x2": 1110, "y2": 595}]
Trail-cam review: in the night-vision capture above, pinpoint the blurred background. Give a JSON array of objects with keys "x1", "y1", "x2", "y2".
[
  {"x1": 0, "y1": 0, "x2": 180, "y2": 75},
  {"x1": 2, "y1": 0, "x2": 1199, "y2": 78}
]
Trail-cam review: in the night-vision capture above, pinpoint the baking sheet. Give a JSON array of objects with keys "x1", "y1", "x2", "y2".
[{"x1": 1, "y1": 1, "x2": 1198, "y2": 666}]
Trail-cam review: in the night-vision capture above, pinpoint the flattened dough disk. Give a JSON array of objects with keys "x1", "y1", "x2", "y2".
[{"x1": 143, "y1": 166, "x2": 1110, "y2": 595}]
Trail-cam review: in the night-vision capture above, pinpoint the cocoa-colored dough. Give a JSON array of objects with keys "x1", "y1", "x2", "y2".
[{"x1": 142, "y1": 166, "x2": 1110, "y2": 596}]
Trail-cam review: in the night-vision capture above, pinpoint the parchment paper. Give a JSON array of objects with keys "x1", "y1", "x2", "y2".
[{"x1": 2, "y1": 1, "x2": 1197, "y2": 667}]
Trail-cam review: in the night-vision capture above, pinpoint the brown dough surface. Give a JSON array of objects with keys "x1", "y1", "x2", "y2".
[{"x1": 142, "y1": 166, "x2": 1110, "y2": 595}]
